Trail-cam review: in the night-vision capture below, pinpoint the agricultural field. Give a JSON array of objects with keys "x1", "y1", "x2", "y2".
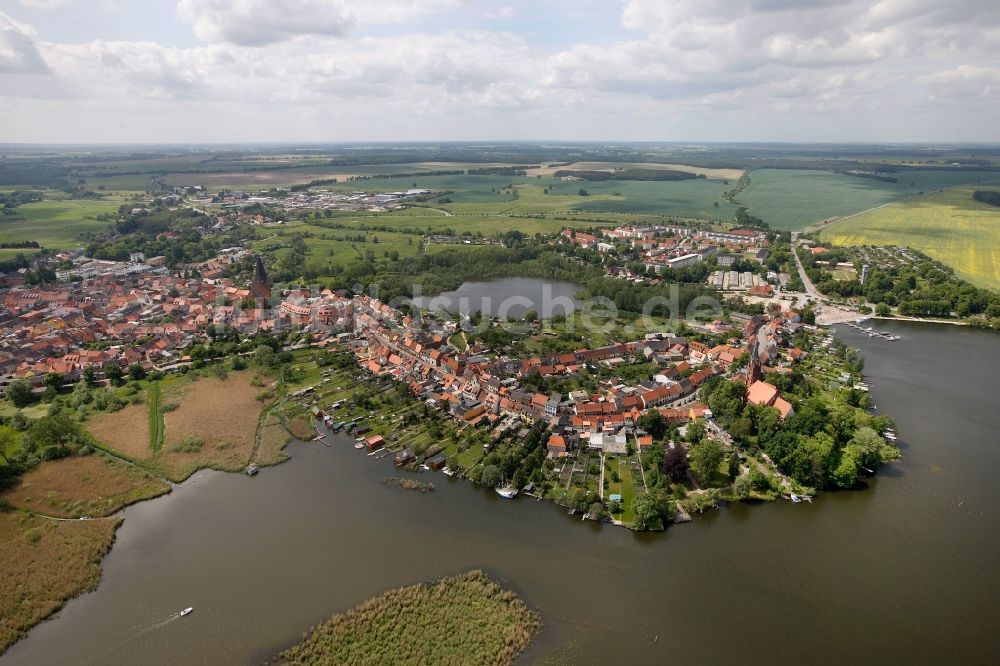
[
  {"x1": 0, "y1": 198, "x2": 118, "y2": 247},
  {"x1": 0, "y1": 512, "x2": 121, "y2": 655},
  {"x1": 84, "y1": 172, "x2": 159, "y2": 191},
  {"x1": 280, "y1": 570, "x2": 540, "y2": 666},
  {"x1": 526, "y1": 161, "x2": 744, "y2": 180},
  {"x1": 159, "y1": 162, "x2": 459, "y2": 190},
  {"x1": 741, "y1": 168, "x2": 1000, "y2": 230},
  {"x1": 327, "y1": 172, "x2": 735, "y2": 221},
  {"x1": 821, "y1": 186, "x2": 1000, "y2": 290},
  {"x1": 0, "y1": 453, "x2": 169, "y2": 519}
]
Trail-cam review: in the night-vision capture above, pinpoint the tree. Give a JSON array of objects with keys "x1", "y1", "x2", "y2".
[
  {"x1": 706, "y1": 379, "x2": 747, "y2": 424},
  {"x1": 81, "y1": 366, "x2": 97, "y2": 387},
  {"x1": 7, "y1": 380, "x2": 34, "y2": 408},
  {"x1": 830, "y1": 448, "x2": 859, "y2": 489},
  {"x1": 0, "y1": 429, "x2": 14, "y2": 465},
  {"x1": 480, "y1": 464, "x2": 502, "y2": 488},
  {"x1": 638, "y1": 410, "x2": 666, "y2": 440},
  {"x1": 24, "y1": 413, "x2": 81, "y2": 459},
  {"x1": 589, "y1": 501, "x2": 609, "y2": 519},
  {"x1": 128, "y1": 364, "x2": 147, "y2": 380},
  {"x1": 846, "y1": 426, "x2": 898, "y2": 470},
  {"x1": 732, "y1": 474, "x2": 752, "y2": 498},
  {"x1": 10, "y1": 411, "x2": 28, "y2": 431},
  {"x1": 254, "y1": 344, "x2": 276, "y2": 368},
  {"x1": 104, "y1": 363, "x2": 124, "y2": 383},
  {"x1": 689, "y1": 438, "x2": 725, "y2": 486},
  {"x1": 632, "y1": 493, "x2": 671, "y2": 530},
  {"x1": 685, "y1": 419, "x2": 706, "y2": 444},
  {"x1": 727, "y1": 452, "x2": 740, "y2": 480},
  {"x1": 661, "y1": 443, "x2": 689, "y2": 482},
  {"x1": 43, "y1": 372, "x2": 64, "y2": 392}
]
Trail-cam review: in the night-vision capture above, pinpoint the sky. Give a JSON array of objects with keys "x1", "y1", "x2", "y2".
[{"x1": 1, "y1": 0, "x2": 999, "y2": 143}]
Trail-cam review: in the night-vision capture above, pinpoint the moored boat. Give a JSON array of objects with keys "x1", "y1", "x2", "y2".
[{"x1": 495, "y1": 485, "x2": 518, "y2": 499}]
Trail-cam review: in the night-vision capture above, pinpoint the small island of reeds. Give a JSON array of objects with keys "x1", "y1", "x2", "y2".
[
  {"x1": 280, "y1": 570, "x2": 541, "y2": 665},
  {"x1": 381, "y1": 476, "x2": 435, "y2": 492}
]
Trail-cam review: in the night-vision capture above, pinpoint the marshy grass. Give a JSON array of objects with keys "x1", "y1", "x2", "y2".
[
  {"x1": 0, "y1": 512, "x2": 121, "y2": 655},
  {"x1": 280, "y1": 570, "x2": 540, "y2": 665}
]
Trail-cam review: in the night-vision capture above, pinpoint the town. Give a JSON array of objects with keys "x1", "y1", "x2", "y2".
[{"x1": 0, "y1": 206, "x2": 897, "y2": 530}]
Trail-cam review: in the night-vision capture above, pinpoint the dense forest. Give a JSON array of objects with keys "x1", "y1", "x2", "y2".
[{"x1": 972, "y1": 190, "x2": 1000, "y2": 207}]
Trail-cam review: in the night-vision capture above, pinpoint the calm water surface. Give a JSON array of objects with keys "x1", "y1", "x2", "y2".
[{"x1": 3, "y1": 320, "x2": 998, "y2": 664}]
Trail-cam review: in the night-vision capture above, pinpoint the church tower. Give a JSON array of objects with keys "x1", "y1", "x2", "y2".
[{"x1": 251, "y1": 256, "x2": 271, "y2": 301}]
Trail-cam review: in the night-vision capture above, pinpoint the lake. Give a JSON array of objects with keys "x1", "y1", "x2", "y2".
[
  {"x1": 411, "y1": 277, "x2": 583, "y2": 318},
  {"x1": 3, "y1": 320, "x2": 998, "y2": 664}
]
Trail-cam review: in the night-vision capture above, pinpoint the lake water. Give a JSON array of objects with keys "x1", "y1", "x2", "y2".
[
  {"x1": 4, "y1": 320, "x2": 999, "y2": 664},
  {"x1": 411, "y1": 277, "x2": 583, "y2": 318}
]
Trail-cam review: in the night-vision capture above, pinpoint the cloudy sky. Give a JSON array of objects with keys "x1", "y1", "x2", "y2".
[{"x1": 1, "y1": 0, "x2": 998, "y2": 143}]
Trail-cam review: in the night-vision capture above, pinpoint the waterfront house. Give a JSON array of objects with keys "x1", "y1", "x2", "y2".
[{"x1": 547, "y1": 434, "x2": 568, "y2": 458}]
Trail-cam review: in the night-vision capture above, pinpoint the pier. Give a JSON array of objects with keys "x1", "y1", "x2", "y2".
[{"x1": 843, "y1": 320, "x2": 901, "y2": 341}]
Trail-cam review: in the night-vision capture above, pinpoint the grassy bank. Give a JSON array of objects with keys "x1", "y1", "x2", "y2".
[
  {"x1": 0, "y1": 512, "x2": 121, "y2": 655},
  {"x1": 147, "y1": 382, "x2": 164, "y2": 452},
  {"x1": 280, "y1": 570, "x2": 540, "y2": 665},
  {"x1": 0, "y1": 453, "x2": 169, "y2": 519}
]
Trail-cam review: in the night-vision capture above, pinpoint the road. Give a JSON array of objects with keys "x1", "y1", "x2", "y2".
[{"x1": 791, "y1": 241, "x2": 820, "y2": 298}]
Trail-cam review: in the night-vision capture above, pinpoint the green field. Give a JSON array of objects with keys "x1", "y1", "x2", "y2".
[
  {"x1": 821, "y1": 186, "x2": 1000, "y2": 290},
  {"x1": 328, "y1": 174, "x2": 736, "y2": 221},
  {"x1": 0, "y1": 199, "x2": 118, "y2": 248},
  {"x1": 252, "y1": 224, "x2": 424, "y2": 272},
  {"x1": 741, "y1": 169, "x2": 1000, "y2": 230}
]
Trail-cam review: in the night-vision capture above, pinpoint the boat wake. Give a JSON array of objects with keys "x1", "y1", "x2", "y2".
[{"x1": 78, "y1": 610, "x2": 188, "y2": 664}]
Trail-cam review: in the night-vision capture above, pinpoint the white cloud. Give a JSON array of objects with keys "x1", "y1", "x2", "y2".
[
  {"x1": 17, "y1": 0, "x2": 76, "y2": 8},
  {"x1": 0, "y1": 12, "x2": 49, "y2": 74},
  {"x1": 176, "y1": 0, "x2": 355, "y2": 46},
  {"x1": 1, "y1": 1, "x2": 999, "y2": 141},
  {"x1": 176, "y1": 0, "x2": 460, "y2": 46},
  {"x1": 486, "y1": 6, "x2": 516, "y2": 20}
]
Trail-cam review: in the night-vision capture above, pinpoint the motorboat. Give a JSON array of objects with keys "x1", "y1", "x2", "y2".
[{"x1": 179, "y1": 607, "x2": 194, "y2": 617}]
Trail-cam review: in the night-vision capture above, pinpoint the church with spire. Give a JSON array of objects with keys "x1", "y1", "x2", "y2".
[{"x1": 250, "y1": 256, "x2": 271, "y2": 302}]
